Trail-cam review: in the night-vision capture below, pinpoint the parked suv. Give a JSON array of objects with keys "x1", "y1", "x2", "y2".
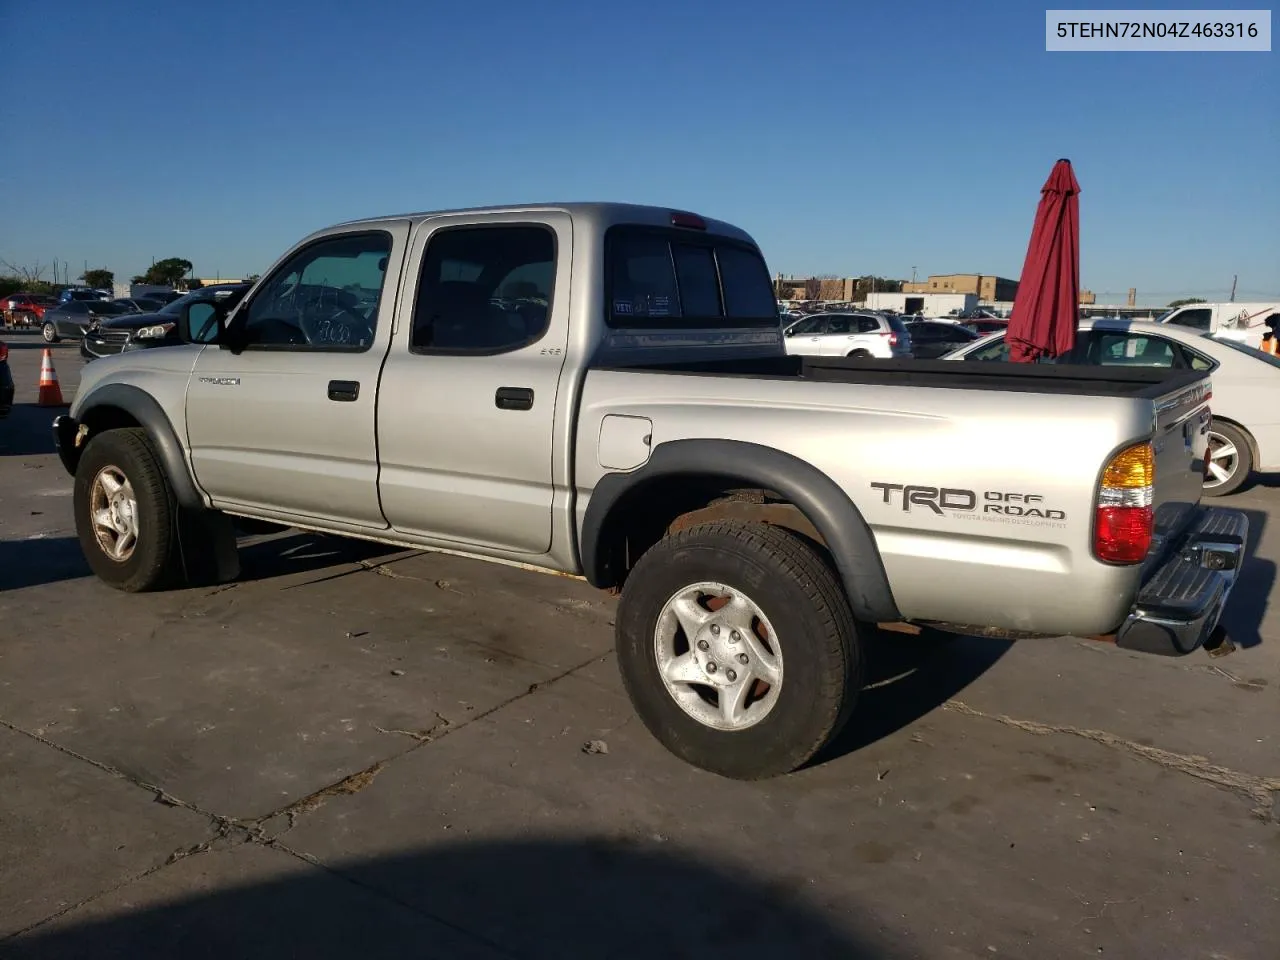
[{"x1": 782, "y1": 311, "x2": 913, "y2": 358}]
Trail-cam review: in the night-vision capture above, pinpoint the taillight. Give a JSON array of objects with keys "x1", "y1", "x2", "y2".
[
  {"x1": 884, "y1": 332, "x2": 899, "y2": 346},
  {"x1": 0, "y1": 342, "x2": 7, "y2": 362},
  {"x1": 1094, "y1": 442, "x2": 1155, "y2": 564}
]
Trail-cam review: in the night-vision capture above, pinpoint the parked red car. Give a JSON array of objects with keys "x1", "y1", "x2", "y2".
[{"x1": 3, "y1": 293, "x2": 59, "y2": 327}]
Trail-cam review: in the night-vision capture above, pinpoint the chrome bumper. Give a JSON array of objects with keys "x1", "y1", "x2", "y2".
[{"x1": 1116, "y1": 507, "x2": 1249, "y2": 656}]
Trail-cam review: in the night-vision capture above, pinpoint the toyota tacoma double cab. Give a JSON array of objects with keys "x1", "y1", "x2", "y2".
[{"x1": 53, "y1": 202, "x2": 1250, "y2": 780}]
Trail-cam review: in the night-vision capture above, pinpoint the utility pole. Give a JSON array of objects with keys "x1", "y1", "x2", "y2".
[
  {"x1": 1229, "y1": 274, "x2": 1237, "y2": 302},
  {"x1": 911, "y1": 266, "x2": 917, "y2": 283}
]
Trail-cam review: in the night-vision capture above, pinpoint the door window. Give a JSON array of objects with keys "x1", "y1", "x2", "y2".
[
  {"x1": 826, "y1": 316, "x2": 855, "y2": 334},
  {"x1": 1091, "y1": 332, "x2": 1179, "y2": 367},
  {"x1": 239, "y1": 232, "x2": 391, "y2": 350},
  {"x1": 410, "y1": 225, "x2": 556, "y2": 354},
  {"x1": 1166, "y1": 308, "x2": 1212, "y2": 331},
  {"x1": 856, "y1": 316, "x2": 882, "y2": 333}
]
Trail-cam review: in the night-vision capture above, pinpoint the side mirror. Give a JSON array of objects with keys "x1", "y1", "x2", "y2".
[{"x1": 181, "y1": 301, "x2": 225, "y2": 345}]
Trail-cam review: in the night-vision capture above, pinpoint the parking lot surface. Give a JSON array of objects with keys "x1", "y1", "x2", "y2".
[{"x1": 2, "y1": 338, "x2": 1277, "y2": 959}]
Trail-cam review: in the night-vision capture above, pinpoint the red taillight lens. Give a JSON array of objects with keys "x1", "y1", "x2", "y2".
[
  {"x1": 0, "y1": 342, "x2": 8, "y2": 362},
  {"x1": 884, "y1": 332, "x2": 898, "y2": 346},
  {"x1": 1095, "y1": 506, "x2": 1154, "y2": 563},
  {"x1": 1094, "y1": 442, "x2": 1155, "y2": 564}
]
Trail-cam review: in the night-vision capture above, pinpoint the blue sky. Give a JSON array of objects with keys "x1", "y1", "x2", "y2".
[{"x1": 1, "y1": 0, "x2": 1275, "y2": 305}]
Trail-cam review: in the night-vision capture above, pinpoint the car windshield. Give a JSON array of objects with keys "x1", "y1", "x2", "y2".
[{"x1": 158, "y1": 288, "x2": 239, "y2": 316}]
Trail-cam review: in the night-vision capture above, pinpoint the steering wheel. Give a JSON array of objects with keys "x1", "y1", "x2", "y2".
[{"x1": 296, "y1": 289, "x2": 372, "y2": 345}]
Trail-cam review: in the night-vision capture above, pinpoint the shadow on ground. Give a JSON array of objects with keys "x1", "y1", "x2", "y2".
[
  {"x1": 1219, "y1": 507, "x2": 1272, "y2": 649},
  {"x1": 814, "y1": 628, "x2": 1012, "y2": 766},
  {"x1": 2, "y1": 839, "x2": 897, "y2": 959},
  {"x1": 0, "y1": 531, "x2": 399, "y2": 593},
  {"x1": 0, "y1": 403, "x2": 63, "y2": 458}
]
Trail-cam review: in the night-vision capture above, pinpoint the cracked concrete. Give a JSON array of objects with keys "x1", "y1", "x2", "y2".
[{"x1": 1, "y1": 344, "x2": 1277, "y2": 959}]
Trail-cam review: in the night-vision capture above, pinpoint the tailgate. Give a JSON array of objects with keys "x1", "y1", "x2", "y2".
[{"x1": 1148, "y1": 374, "x2": 1213, "y2": 556}]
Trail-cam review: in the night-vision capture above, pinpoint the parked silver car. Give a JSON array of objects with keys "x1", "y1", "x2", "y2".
[{"x1": 782, "y1": 311, "x2": 914, "y2": 359}]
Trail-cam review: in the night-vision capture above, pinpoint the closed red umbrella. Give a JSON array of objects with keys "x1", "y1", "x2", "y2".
[{"x1": 1006, "y1": 159, "x2": 1081, "y2": 363}]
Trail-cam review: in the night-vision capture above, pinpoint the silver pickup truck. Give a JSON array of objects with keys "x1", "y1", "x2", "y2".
[{"x1": 53, "y1": 203, "x2": 1250, "y2": 780}]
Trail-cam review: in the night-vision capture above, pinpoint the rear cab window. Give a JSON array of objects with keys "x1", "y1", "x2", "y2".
[{"x1": 605, "y1": 227, "x2": 777, "y2": 329}]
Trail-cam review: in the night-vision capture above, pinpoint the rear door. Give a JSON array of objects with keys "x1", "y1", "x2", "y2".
[{"x1": 375, "y1": 213, "x2": 571, "y2": 555}]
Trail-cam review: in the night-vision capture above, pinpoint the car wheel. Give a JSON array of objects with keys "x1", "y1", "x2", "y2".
[
  {"x1": 847, "y1": 349, "x2": 873, "y2": 358},
  {"x1": 1203, "y1": 421, "x2": 1253, "y2": 497},
  {"x1": 73, "y1": 428, "x2": 178, "y2": 592},
  {"x1": 615, "y1": 520, "x2": 863, "y2": 780},
  {"x1": 42, "y1": 321, "x2": 60, "y2": 343}
]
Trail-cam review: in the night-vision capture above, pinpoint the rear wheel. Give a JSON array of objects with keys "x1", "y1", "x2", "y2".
[
  {"x1": 847, "y1": 349, "x2": 872, "y2": 358},
  {"x1": 73, "y1": 429, "x2": 177, "y2": 592},
  {"x1": 615, "y1": 520, "x2": 863, "y2": 780},
  {"x1": 1203, "y1": 421, "x2": 1252, "y2": 497}
]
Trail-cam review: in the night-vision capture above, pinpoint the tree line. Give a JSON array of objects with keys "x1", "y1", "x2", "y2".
[{"x1": 0, "y1": 257, "x2": 197, "y2": 299}]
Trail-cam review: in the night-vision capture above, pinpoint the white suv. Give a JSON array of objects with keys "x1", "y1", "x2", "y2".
[{"x1": 782, "y1": 311, "x2": 914, "y2": 359}]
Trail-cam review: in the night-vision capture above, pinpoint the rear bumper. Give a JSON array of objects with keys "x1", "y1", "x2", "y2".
[{"x1": 1115, "y1": 507, "x2": 1249, "y2": 656}]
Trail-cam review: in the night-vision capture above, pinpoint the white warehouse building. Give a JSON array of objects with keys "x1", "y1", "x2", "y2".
[{"x1": 862, "y1": 292, "x2": 978, "y2": 316}]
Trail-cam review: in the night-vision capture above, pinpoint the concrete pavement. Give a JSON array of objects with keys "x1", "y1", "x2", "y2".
[{"x1": 1, "y1": 339, "x2": 1276, "y2": 959}]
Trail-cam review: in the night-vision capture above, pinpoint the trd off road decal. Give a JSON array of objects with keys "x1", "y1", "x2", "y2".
[{"x1": 869, "y1": 482, "x2": 1067, "y2": 528}]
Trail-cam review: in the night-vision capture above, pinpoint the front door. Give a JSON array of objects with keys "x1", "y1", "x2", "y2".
[
  {"x1": 375, "y1": 213, "x2": 571, "y2": 555},
  {"x1": 185, "y1": 223, "x2": 410, "y2": 528}
]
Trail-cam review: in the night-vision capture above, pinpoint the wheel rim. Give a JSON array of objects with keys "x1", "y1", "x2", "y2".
[
  {"x1": 43, "y1": 323, "x2": 55, "y2": 342},
  {"x1": 1205, "y1": 430, "x2": 1239, "y2": 489},
  {"x1": 89, "y1": 465, "x2": 140, "y2": 562},
  {"x1": 653, "y1": 581, "x2": 783, "y2": 732}
]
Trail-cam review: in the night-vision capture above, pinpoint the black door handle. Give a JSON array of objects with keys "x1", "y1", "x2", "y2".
[
  {"x1": 328, "y1": 380, "x2": 360, "y2": 402},
  {"x1": 495, "y1": 386, "x2": 534, "y2": 411}
]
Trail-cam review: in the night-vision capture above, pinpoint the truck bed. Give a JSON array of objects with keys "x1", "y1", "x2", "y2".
[{"x1": 595, "y1": 355, "x2": 1207, "y2": 399}]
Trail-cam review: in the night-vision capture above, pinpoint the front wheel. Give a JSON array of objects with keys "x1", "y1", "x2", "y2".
[
  {"x1": 615, "y1": 520, "x2": 863, "y2": 780},
  {"x1": 73, "y1": 428, "x2": 178, "y2": 592},
  {"x1": 42, "y1": 321, "x2": 60, "y2": 343},
  {"x1": 1203, "y1": 421, "x2": 1253, "y2": 497},
  {"x1": 847, "y1": 349, "x2": 872, "y2": 358}
]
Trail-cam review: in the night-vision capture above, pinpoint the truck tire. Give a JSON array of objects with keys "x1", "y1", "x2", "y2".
[
  {"x1": 1203, "y1": 420, "x2": 1253, "y2": 497},
  {"x1": 615, "y1": 520, "x2": 863, "y2": 779},
  {"x1": 73, "y1": 428, "x2": 178, "y2": 592}
]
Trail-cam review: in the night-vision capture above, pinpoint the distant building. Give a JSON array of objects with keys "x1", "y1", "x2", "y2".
[
  {"x1": 903, "y1": 274, "x2": 1019, "y2": 302},
  {"x1": 774, "y1": 275, "x2": 860, "y2": 301}
]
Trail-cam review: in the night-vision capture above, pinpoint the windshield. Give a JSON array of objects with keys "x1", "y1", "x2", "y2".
[
  {"x1": 158, "y1": 287, "x2": 245, "y2": 316},
  {"x1": 886, "y1": 315, "x2": 910, "y2": 334}
]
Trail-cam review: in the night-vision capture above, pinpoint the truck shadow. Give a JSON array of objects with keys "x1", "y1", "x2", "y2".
[
  {"x1": 814, "y1": 629, "x2": 1013, "y2": 766},
  {"x1": 1218, "y1": 507, "x2": 1272, "y2": 650},
  {"x1": 0, "y1": 403, "x2": 61, "y2": 458},
  {"x1": 1, "y1": 839, "x2": 898, "y2": 959},
  {"x1": 0, "y1": 531, "x2": 398, "y2": 593}
]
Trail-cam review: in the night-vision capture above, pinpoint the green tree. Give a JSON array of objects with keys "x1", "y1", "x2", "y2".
[
  {"x1": 80, "y1": 268, "x2": 114, "y2": 289},
  {"x1": 137, "y1": 257, "x2": 194, "y2": 286},
  {"x1": 855, "y1": 276, "x2": 903, "y2": 299},
  {"x1": 1166, "y1": 297, "x2": 1206, "y2": 309}
]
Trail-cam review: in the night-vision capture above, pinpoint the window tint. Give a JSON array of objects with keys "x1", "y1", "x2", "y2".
[
  {"x1": 241, "y1": 232, "x2": 391, "y2": 349},
  {"x1": 411, "y1": 225, "x2": 555, "y2": 354},
  {"x1": 606, "y1": 228, "x2": 776, "y2": 328},
  {"x1": 786, "y1": 316, "x2": 823, "y2": 335},
  {"x1": 1167, "y1": 308, "x2": 1212, "y2": 331},
  {"x1": 1181, "y1": 347, "x2": 1214, "y2": 371},
  {"x1": 826, "y1": 316, "x2": 854, "y2": 334},
  {"x1": 717, "y1": 245, "x2": 777, "y2": 318},
  {"x1": 673, "y1": 245, "x2": 721, "y2": 317},
  {"x1": 966, "y1": 336, "x2": 1010, "y2": 361},
  {"x1": 856, "y1": 317, "x2": 881, "y2": 333}
]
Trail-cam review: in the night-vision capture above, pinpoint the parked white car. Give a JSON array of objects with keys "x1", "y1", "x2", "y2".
[
  {"x1": 942, "y1": 317, "x2": 1280, "y2": 496},
  {"x1": 782, "y1": 311, "x2": 914, "y2": 359}
]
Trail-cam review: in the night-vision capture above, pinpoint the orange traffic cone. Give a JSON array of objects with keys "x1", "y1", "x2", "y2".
[{"x1": 38, "y1": 348, "x2": 65, "y2": 406}]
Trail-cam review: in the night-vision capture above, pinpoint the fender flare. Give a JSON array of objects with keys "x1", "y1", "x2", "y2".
[
  {"x1": 65, "y1": 383, "x2": 205, "y2": 510},
  {"x1": 580, "y1": 438, "x2": 901, "y2": 622}
]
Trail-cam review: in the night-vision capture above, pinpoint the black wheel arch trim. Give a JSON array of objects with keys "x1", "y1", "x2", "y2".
[
  {"x1": 56, "y1": 383, "x2": 205, "y2": 509},
  {"x1": 580, "y1": 438, "x2": 901, "y2": 622}
]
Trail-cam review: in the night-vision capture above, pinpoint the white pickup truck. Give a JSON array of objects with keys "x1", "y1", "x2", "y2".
[
  {"x1": 1158, "y1": 301, "x2": 1280, "y2": 348},
  {"x1": 53, "y1": 203, "x2": 1251, "y2": 780}
]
